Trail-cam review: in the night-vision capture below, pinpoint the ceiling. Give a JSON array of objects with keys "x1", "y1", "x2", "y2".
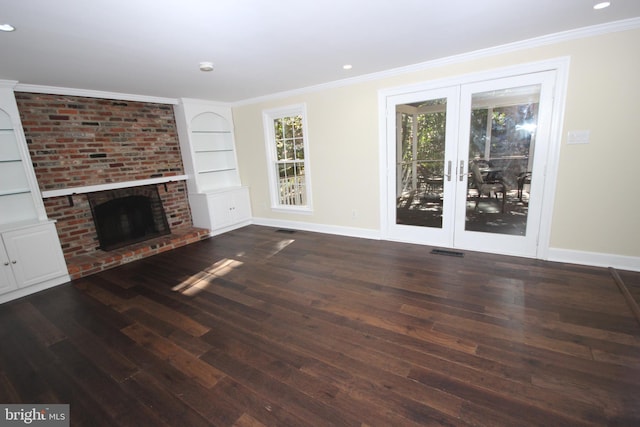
[{"x1": 1, "y1": 0, "x2": 639, "y2": 103}]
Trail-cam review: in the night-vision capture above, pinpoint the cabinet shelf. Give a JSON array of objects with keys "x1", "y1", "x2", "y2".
[
  {"x1": 191, "y1": 130, "x2": 231, "y2": 134},
  {"x1": 0, "y1": 189, "x2": 31, "y2": 197},
  {"x1": 198, "y1": 167, "x2": 236, "y2": 174},
  {"x1": 194, "y1": 149, "x2": 234, "y2": 154}
]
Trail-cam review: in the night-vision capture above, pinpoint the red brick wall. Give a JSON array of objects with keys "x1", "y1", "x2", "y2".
[{"x1": 15, "y1": 92, "x2": 193, "y2": 260}]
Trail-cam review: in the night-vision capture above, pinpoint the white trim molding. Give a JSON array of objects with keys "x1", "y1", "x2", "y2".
[
  {"x1": 13, "y1": 83, "x2": 178, "y2": 105},
  {"x1": 252, "y1": 217, "x2": 381, "y2": 241},
  {"x1": 547, "y1": 248, "x2": 640, "y2": 273}
]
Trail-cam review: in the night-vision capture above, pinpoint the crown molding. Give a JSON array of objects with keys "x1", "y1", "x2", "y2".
[
  {"x1": 13, "y1": 83, "x2": 178, "y2": 105},
  {"x1": 0, "y1": 80, "x2": 18, "y2": 89},
  {"x1": 178, "y1": 97, "x2": 233, "y2": 108},
  {"x1": 233, "y1": 17, "x2": 640, "y2": 107}
]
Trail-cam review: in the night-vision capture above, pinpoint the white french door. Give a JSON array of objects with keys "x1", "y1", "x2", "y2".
[{"x1": 384, "y1": 70, "x2": 557, "y2": 258}]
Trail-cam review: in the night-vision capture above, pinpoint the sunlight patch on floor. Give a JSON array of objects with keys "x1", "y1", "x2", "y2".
[
  {"x1": 267, "y1": 239, "x2": 295, "y2": 258},
  {"x1": 172, "y1": 258, "x2": 244, "y2": 296}
]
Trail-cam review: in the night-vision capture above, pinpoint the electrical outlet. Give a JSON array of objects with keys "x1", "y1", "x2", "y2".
[{"x1": 567, "y1": 130, "x2": 590, "y2": 144}]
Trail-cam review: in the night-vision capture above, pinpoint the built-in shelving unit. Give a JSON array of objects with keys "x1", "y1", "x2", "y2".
[
  {"x1": 0, "y1": 105, "x2": 41, "y2": 225},
  {"x1": 187, "y1": 110, "x2": 240, "y2": 192},
  {"x1": 174, "y1": 99, "x2": 251, "y2": 235},
  {"x1": 0, "y1": 80, "x2": 70, "y2": 303}
]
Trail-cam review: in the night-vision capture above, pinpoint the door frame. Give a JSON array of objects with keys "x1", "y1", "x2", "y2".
[{"x1": 378, "y1": 57, "x2": 570, "y2": 260}]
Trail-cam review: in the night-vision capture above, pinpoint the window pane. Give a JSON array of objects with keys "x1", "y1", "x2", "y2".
[
  {"x1": 283, "y1": 139, "x2": 294, "y2": 160},
  {"x1": 396, "y1": 98, "x2": 447, "y2": 229},
  {"x1": 284, "y1": 117, "x2": 293, "y2": 138},
  {"x1": 274, "y1": 118, "x2": 283, "y2": 139},
  {"x1": 294, "y1": 137, "x2": 304, "y2": 160},
  {"x1": 278, "y1": 161, "x2": 306, "y2": 205},
  {"x1": 466, "y1": 84, "x2": 540, "y2": 236}
]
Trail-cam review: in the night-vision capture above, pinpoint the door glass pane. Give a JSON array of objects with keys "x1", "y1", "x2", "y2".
[
  {"x1": 466, "y1": 85, "x2": 539, "y2": 235},
  {"x1": 396, "y1": 98, "x2": 446, "y2": 228}
]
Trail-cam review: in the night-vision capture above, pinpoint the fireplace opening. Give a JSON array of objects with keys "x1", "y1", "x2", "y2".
[{"x1": 88, "y1": 186, "x2": 170, "y2": 251}]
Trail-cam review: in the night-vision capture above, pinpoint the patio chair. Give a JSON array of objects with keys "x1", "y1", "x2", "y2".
[
  {"x1": 470, "y1": 160, "x2": 507, "y2": 213},
  {"x1": 517, "y1": 171, "x2": 532, "y2": 201}
]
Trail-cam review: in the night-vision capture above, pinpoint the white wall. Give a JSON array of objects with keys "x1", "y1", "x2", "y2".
[{"x1": 232, "y1": 26, "x2": 640, "y2": 267}]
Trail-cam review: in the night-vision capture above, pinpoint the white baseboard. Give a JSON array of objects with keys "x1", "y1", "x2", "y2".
[
  {"x1": 251, "y1": 217, "x2": 381, "y2": 240},
  {"x1": 250, "y1": 218, "x2": 639, "y2": 272},
  {"x1": 546, "y1": 248, "x2": 640, "y2": 272}
]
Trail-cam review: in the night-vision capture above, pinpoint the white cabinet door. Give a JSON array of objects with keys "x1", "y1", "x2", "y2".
[
  {"x1": 207, "y1": 187, "x2": 252, "y2": 231},
  {"x1": 0, "y1": 242, "x2": 18, "y2": 295},
  {"x1": 2, "y1": 223, "x2": 68, "y2": 288},
  {"x1": 208, "y1": 191, "x2": 235, "y2": 230},
  {"x1": 230, "y1": 187, "x2": 251, "y2": 224}
]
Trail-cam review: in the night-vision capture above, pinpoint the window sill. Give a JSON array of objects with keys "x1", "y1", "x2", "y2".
[{"x1": 271, "y1": 206, "x2": 313, "y2": 215}]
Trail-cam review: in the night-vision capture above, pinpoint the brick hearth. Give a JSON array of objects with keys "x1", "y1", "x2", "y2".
[{"x1": 66, "y1": 227, "x2": 210, "y2": 280}]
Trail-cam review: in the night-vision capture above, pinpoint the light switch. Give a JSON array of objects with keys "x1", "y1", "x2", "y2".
[{"x1": 567, "y1": 130, "x2": 590, "y2": 144}]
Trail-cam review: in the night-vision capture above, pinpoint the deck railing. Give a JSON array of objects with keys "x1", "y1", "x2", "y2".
[{"x1": 279, "y1": 176, "x2": 306, "y2": 206}]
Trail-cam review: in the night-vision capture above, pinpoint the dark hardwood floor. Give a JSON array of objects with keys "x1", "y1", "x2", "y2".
[{"x1": 1, "y1": 225, "x2": 639, "y2": 426}]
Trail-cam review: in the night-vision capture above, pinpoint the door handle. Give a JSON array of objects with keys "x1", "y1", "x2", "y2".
[
  {"x1": 445, "y1": 160, "x2": 452, "y2": 181},
  {"x1": 459, "y1": 160, "x2": 465, "y2": 181}
]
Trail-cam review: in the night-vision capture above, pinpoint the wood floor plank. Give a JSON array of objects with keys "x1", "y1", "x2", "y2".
[
  {"x1": 119, "y1": 370, "x2": 213, "y2": 427},
  {"x1": 48, "y1": 339, "x2": 171, "y2": 427},
  {"x1": 121, "y1": 322, "x2": 224, "y2": 389},
  {"x1": 0, "y1": 225, "x2": 638, "y2": 425},
  {"x1": 212, "y1": 376, "x2": 322, "y2": 427}
]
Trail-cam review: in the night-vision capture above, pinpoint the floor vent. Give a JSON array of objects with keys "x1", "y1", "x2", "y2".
[
  {"x1": 276, "y1": 229, "x2": 296, "y2": 234},
  {"x1": 431, "y1": 249, "x2": 464, "y2": 257}
]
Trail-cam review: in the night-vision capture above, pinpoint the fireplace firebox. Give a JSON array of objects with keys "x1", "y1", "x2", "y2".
[{"x1": 88, "y1": 186, "x2": 170, "y2": 251}]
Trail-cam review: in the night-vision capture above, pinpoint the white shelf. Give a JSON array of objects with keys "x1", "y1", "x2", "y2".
[
  {"x1": 194, "y1": 149, "x2": 234, "y2": 153},
  {"x1": 41, "y1": 174, "x2": 188, "y2": 198},
  {"x1": 198, "y1": 168, "x2": 236, "y2": 174},
  {"x1": 192, "y1": 130, "x2": 230, "y2": 134},
  {"x1": 0, "y1": 189, "x2": 30, "y2": 197}
]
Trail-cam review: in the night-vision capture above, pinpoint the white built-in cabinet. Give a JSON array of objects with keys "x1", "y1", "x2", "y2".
[
  {"x1": 174, "y1": 99, "x2": 251, "y2": 235},
  {"x1": 0, "y1": 222, "x2": 69, "y2": 298},
  {"x1": 0, "y1": 80, "x2": 69, "y2": 303}
]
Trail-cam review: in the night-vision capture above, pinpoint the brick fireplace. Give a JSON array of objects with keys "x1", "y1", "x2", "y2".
[{"x1": 15, "y1": 92, "x2": 209, "y2": 279}]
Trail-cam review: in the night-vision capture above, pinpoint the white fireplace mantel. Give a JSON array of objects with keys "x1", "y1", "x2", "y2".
[{"x1": 40, "y1": 175, "x2": 189, "y2": 198}]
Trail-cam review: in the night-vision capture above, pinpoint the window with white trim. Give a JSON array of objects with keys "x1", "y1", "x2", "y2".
[{"x1": 263, "y1": 104, "x2": 312, "y2": 211}]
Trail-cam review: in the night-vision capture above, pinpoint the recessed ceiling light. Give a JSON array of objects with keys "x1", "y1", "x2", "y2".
[
  {"x1": 593, "y1": 2, "x2": 611, "y2": 10},
  {"x1": 343, "y1": 64, "x2": 353, "y2": 70},
  {"x1": 0, "y1": 24, "x2": 15, "y2": 32},
  {"x1": 199, "y1": 62, "x2": 214, "y2": 72}
]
